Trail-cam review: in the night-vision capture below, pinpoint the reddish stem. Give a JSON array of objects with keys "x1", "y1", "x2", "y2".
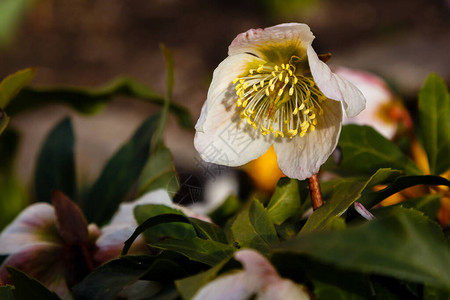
[{"x1": 308, "y1": 174, "x2": 323, "y2": 210}]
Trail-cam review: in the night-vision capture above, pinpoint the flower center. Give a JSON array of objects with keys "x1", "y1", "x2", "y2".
[{"x1": 233, "y1": 56, "x2": 327, "y2": 138}]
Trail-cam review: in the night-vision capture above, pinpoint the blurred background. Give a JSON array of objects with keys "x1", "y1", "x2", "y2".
[{"x1": 0, "y1": 0, "x2": 449, "y2": 226}]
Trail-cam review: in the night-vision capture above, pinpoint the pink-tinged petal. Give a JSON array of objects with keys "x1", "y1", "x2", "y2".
[
  {"x1": 354, "y1": 202, "x2": 376, "y2": 221},
  {"x1": 234, "y1": 249, "x2": 278, "y2": 281},
  {"x1": 229, "y1": 23, "x2": 314, "y2": 61},
  {"x1": 0, "y1": 203, "x2": 62, "y2": 255},
  {"x1": 193, "y1": 272, "x2": 255, "y2": 300},
  {"x1": 0, "y1": 243, "x2": 71, "y2": 300},
  {"x1": 94, "y1": 225, "x2": 149, "y2": 263},
  {"x1": 259, "y1": 280, "x2": 310, "y2": 300},
  {"x1": 94, "y1": 189, "x2": 172, "y2": 262},
  {"x1": 274, "y1": 99, "x2": 343, "y2": 180},
  {"x1": 335, "y1": 67, "x2": 398, "y2": 139},
  {"x1": 307, "y1": 46, "x2": 366, "y2": 118},
  {"x1": 194, "y1": 249, "x2": 310, "y2": 300}
]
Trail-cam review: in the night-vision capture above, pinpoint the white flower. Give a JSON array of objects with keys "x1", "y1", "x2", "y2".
[
  {"x1": 95, "y1": 189, "x2": 211, "y2": 262},
  {"x1": 195, "y1": 23, "x2": 365, "y2": 180},
  {"x1": 193, "y1": 249, "x2": 310, "y2": 300},
  {"x1": 335, "y1": 67, "x2": 410, "y2": 139}
]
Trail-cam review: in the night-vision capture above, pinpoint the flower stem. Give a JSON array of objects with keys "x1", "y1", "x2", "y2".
[{"x1": 308, "y1": 174, "x2": 323, "y2": 210}]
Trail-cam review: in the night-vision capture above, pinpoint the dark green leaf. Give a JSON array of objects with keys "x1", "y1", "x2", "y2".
[
  {"x1": 231, "y1": 200, "x2": 279, "y2": 254},
  {"x1": 0, "y1": 129, "x2": 27, "y2": 230},
  {"x1": 209, "y1": 194, "x2": 241, "y2": 226},
  {"x1": 153, "y1": 44, "x2": 174, "y2": 146},
  {"x1": 300, "y1": 169, "x2": 403, "y2": 233},
  {"x1": 6, "y1": 267, "x2": 61, "y2": 300},
  {"x1": 402, "y1": 194, "x2": 441, "y2": 220},
  {"x1": 339, "y1": 125, "x2": 422, "y2": 175},
  {"x1": 358, "y1": 175, "x2": 450, "y2": 209},
  {"x1": 175, "y1": 257, "x2": 231, "y2": 300},
  {"x1": 0, "y1": 68, "x2": 36, "y2": 108},
  {"x1": 424, "y1": 284, "x2": 450, "y2": 300},
  {"x1": 418, "y1": 73, "x2": 450, "y2": 175},
  {"x1": 9, "y1": 77, "x2": 192, "y2": 128},
  {"x1": 72, "y1": 258, "x2": 151, "y2": 300},
  {"x1": 122, "y1": 213, "x2": 196, "y2": 255},
  {"x1": 34, "y1": 117, "x2": 76, "y2": 203},
  {"x1": 188, "y1": 217, "x2": 228, "y2": 244},
  {"x1": 0, "y1": 285, "x2": 15, "y2": 300},
  {"x1": 134, "y1": 204, "x2": 196, "y2": 242},
  {"x1": 266, "y1": 178, "x2": 304, "y2": 226},
  {"x1": 0, "y1": 108, "x2": 10, "y2": 135},
  {"x1": 137, "y1": 146, "x2": 179, "y2": 198},
  {"x1": 82, "y1": 114, "x2": 159, "y2": 225},
  {"x1": 151, "y1": 237, "x2": 235, "y2": 266},
  {"x1": 277, "y1": 207, "x2": 450, "y2": 290}
]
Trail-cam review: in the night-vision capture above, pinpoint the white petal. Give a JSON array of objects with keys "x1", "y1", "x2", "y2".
[
  {"x1": 0, "y1": 203, "x2": 61, "y2": 255},
  {"x1": 259, "y1": 280, "x2": 310, "y2": 300},
  {"x1": 195, "y1": 53, "x2": 265, "y2": 133},
  {"x1": 107, "y1": 189, "x2": 172, "y2": 227},
  {"x1": 94, "y1": 225, "x2": 149, "y2": 263},
  {"x1": 194, "y1": 76, "x2": 273, "y2": 166},
  {"x1": 234, "y1": 249, "x2": 278, "y2": 278},
  {"x1": 307, "y1": 46, "x2": 366, "y2": 118},
  {"x1": 274, "y1": 100, "x2": 343, "y2": 180},
  {"x1": 193, "y1": 272, "x2": 255, "y2": 300},
  {"x1": 229, "y1": 23, "x2": 315, "y2": 59}
]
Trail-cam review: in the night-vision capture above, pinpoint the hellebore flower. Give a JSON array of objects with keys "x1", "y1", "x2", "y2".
[
  {"x1": 95, "y1": 188, "x2": 211, "y2": 262},
  {"x1": 195, "y1": 23, "x2": 365, "y2": 180},
  {"x1": 193, "y1": 249, "x2": 310, "y2": 300},
  {"x1": 0, "y1": 200, "x2": 99, "y2": 300},
  {"x1": 335, "y1": 67, "x2": 412, "y2": 139}
]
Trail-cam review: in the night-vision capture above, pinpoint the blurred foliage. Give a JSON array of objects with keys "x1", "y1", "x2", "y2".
[
  {"x1": 0, "y1": 0, "x2": 33, "y2": 49},
  {"x1": 0, "y1": 58, "x2": 449, "y2": 300}
]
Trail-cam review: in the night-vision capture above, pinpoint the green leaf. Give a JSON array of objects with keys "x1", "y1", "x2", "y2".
[
  {"x1": 188, "y1": 217, "x2": 228, "y2": 244},
  {"x1": 209, "y1": 194, "x2": 241, "y2": 226},
  {"x1": 300, "y1": 168, "x2": 403, "y2": 234},
  {"x1": 153, "y1": 44, "x2": 174, "y2": 147},
  {"x1": 134, "y1": 204, "x2": 196, "y2": 242},
  {"x1": 72, "y1": 257, "x2": 152, "y2": 300},
  {"x1": 122, "y1": 213, "x2": 194, "y2": 255},
  {"x1": 358, "y1": 175, "x2": 450, "y2": 209},
  {"x1": 424, "y1": 284, "x2": 450, "y2": 300},
  {"x1": 151, "y1": 237, "x2": 235, "y2": 266},
  {"x1": 0, "y1": 108, "x2": 10, "y2": 136},
  {"x1": 418, "y1": 73, "x2": 450, "y2": 175},
  {"x1": 276, "y1": 207, "x2": 450, "y2": 290},
  {"x1": 0, "y1": 0, "x2": 32, "y2": 48},
  {"x1": 266, "y1": 178, "x2": 303, "y2": 225},
  {"x1": 9, "y1": 77, "x2": 192, "y2": 128},
  {"x1": 0, "y1": 286, "x2": 15, "y2": 300},
  {"x1": 231, "y1": 200, "x2": 279, "y2": 254},
  {"x1": 402, "y1": 194, "x2": 441, "y2": 220},
  {"x1": 339, "y1": 125, "x2": 422, "y2": 175},
  {"x1": 175, "y1": 257, "x2": 231, "y2": 300},
  {"x1": 137, "y1": 146, "x2": 179, "y2": 198},
  {"x1": 0, "y1": 68, "x2": 36, "y2": 108},
  {"x1": 6, "y1": 267, "x2": 62, "y2": 300},
  {"x1": 0, "y1": 129, "x2": 27, "y2": 230},
  {"x1": 34, "y1": 117, "x2": 76, "y2": 203},
  {"x1": 82, "y1": 114, "x2": 159, "y2": 225}
]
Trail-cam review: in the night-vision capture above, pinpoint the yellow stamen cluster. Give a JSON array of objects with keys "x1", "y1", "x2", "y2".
[{"x1": 233, "y1": 57, "x2": 326, "y2": 139}]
